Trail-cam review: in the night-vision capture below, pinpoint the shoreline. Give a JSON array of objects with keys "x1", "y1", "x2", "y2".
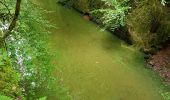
[{"x1": 147, "y1": 44, "x2": 170, "y2": 83}]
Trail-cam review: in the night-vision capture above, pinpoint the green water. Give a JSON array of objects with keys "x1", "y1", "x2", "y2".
[{"x1": 36, "y1": 0, "x2": 164, "y2": 100}]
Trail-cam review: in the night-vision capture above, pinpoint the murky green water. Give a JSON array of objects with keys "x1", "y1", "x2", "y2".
[{"x1": 35, "y1": 0, "x2": 164, "y2": 100}]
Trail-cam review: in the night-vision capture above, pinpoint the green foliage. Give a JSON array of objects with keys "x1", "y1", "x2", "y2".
[
  {"x1": 161, "y1": 0, "x2": 167, "y2": 6},
  {"x1": 91, "y1": 0, "x2": 129, "y2": 31},
  {"x1": 0, "y1": 95, "x2": 13, "y2": 100},
  {"x1": 126, "y1": 0, "x2": 170, "y2": 51},
  {"x1": 6, "y1": 1, "x2": 53, "y2": 99},
  {"x1": 162, "y1": 92, "x2": 170, "y2": 100},
  {"x1": 61, "y1": 0, "x2": 170, "y2": 51},
  {"x1": 60, "y1": 0, "x2": 130, "y2": 31},
  {"x1": 160, "y1": 87, "x2": 170, "y2": 100},
  {"x1": 37, "y1": 97, "x2": 46, "y2": 100},
  {"x1": 0, "y1": 0, "x2": 23, "y2": 99},
  {"x1": 72, "y1": 0, "x2": 90, "y2": 13},
  {"x1": 0, "y1": 48, "x2": 22, "y2": 98},
  {"x1": 59, "y1": 0, "x2": 90, "y2": 12},
  {"x1": 0, "y1": 95, "x2": 47, "y2": 100},
  {"x1": 59, "y1": 0, "x2": 104, "y2": 13},
  {"x1": 0, "y1": 0, "x2": 15, "y2": 23},
  {"x1": 5, "y1": 0, "x2": 72, "y2": 99}
]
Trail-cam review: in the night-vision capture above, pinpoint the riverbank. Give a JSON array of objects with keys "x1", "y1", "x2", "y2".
[
  {"x1": 85, "y1": 7, "x2": 170, "y2": 84},
  {"x1": 148, "y1": 43, "x2": 170, "y2": 82},
  {"x1": 43, "y1": 2, "x2": 167, "y2": 99},
  {"x1": 59, "y1": 1, "x2": 170, "y2": 85}
]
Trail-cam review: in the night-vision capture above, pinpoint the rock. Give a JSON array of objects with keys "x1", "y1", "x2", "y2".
[
  {"x1": 83, "y1": 15, "x2": 91, "y2": 21},
  {"x1": 144, "y1": 54, "x2": 150, "y2": 59},
  {"x1": 83, "y1": 13, "x2": 91, "y2": 21},
  {"x1": 148, "y1": 61, "x2": 154, "y2": 66}
]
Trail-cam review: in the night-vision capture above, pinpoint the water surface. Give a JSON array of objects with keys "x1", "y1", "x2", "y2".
[{"x1": 36, "y1": 1, "x2": 163, "y2": 100}]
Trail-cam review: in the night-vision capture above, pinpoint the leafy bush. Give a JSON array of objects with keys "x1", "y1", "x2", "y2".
[
  {"x1": 5, "y1": 1, "x2": 54, "y2": 99},
  {"x1": 5, "y1": 1, "x2": 72, "y2": 99},
  {"x1": 0, "y1": 95, "x2": 13, "y2": 100},
  {"x1": 91, "y1": 0, "x2": 129, "y2": 31},
  {"x1": 60, "y1": 0, "x2": 170, "y2": 52},
  {"x1": 126, "y1": 0, "x2": 169, "y2": 52},
  {"x1": 0, "y1": 49, "x2": 22, "y2": 98},
  {"x1": 58, "y1": 0, "x2": 104, "y2": 13}
]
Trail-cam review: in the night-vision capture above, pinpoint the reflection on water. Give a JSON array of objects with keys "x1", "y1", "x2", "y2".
[{"x1": 36, "y1": 0, "x2": 163, "y2": 100}]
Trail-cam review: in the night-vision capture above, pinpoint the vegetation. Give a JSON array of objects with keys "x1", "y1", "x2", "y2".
[
  {"x1": 60, "y1": 0, "x2": 170, "y2": 52},
  {"x1": 127, "y1": 0, "x2": 170, "y2": 52},
  {"x1": 91, "y1": 0, "x2": 129, "y2": 31},
  {"x1": 59, "y1": 0, "x2": 170, "y2": 99},
  {"x1": 1, "y1": 0, "x2": 170, "y2": 99},
  {"x1": 0, "y1": 0, "x2": 23, "y2": 99},
  {"x1": 6, "y1": 1, "x2": 55, "y2": 99},
  {"x1": 0, "y1": 0, "x2": 71, "y2": 99},
  {"x1": 0, "y1": 95, "x2": 13, "y2": 100}
]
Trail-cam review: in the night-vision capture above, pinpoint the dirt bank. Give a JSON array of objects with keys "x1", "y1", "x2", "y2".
[{"x1": 148, "y1": 44, "x2": 170, "y2": 82}]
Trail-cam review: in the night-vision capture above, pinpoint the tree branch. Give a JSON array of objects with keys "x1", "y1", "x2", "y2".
[{"x1": 3, "y1": 0, "x2": 21, "y2": 39}]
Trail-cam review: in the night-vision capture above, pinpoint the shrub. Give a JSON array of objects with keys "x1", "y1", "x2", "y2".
[
  {"x1": 91, "y1": 0, "x2": 129, "y2": 31},
  {"x1": 126, "y1": 0, "x2": 169, "y2": 52},
  {"x1": 0, "y1": 49, "x2": 22, "y2": 98}
]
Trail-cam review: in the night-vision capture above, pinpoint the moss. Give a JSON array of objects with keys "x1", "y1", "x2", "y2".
[{"x1": 126, "y1": 0, "x2": 170, "y2": 52}]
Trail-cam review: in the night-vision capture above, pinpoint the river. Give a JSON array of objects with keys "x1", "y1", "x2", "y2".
[{"x1": 35, "y1": 0, "x2": 164, "y2": 100}]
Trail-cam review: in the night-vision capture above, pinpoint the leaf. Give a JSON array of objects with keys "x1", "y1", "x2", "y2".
[
  {"x1": 0, "y1": 61, "x2": 4, "y2": 66},
  {"x1": 0, "y1": 95, "x2": 13, "y2": 100},
  {"x1": 37, "y1": 97, "x2": 47, "y2": 100}
]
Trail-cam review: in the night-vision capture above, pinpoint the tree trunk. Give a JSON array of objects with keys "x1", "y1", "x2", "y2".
[{"x1": 3, "y1": 0, "x2": 21, "y2": 39}]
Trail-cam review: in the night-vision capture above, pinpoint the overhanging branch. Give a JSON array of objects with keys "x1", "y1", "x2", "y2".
[{"x1": 3, "y1": 0, "x2": 21, "y2": 39}]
